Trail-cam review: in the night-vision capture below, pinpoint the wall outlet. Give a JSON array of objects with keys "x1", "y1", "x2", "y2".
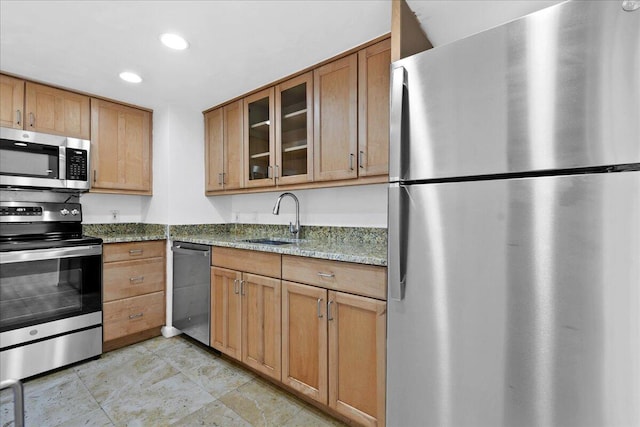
[{"x1": 111, "y1": 210, "x2": 120, "y2": 222}]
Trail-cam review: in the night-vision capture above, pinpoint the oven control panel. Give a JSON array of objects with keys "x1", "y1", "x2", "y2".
[
  {"x1": 0, "y1": 202, "x2": 82, "y2": 222},
  {"x1": 0, "y1": 206, "x2": 43, "y2": 216}
]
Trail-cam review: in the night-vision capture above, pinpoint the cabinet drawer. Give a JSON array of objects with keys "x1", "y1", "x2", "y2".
[
  {"x1": 282, "y1": 255, "x2": 386, "y2": 300},
  {"x1": 103, "y1": 257, "x2": 165, "y2": 302},
  {"x1": 103, "y1": 291, "x2": 165, "y2": 342},
  {"x1": 212, "y1": 247, "x2": 281, "y2": 278},
  {"x1": 104, "y1": 240, "x2": 165, "y2": 263}
]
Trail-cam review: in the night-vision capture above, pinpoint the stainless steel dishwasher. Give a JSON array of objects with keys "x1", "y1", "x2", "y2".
[{"x1": 171, "y1": 242, "x2": 211, "y2": 345}]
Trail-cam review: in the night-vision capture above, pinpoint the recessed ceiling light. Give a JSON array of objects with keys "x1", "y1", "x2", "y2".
[
  {"x1": 160, "y1": 33, "x2": 189, "y2": 50},
  {"x1": 119, "y1": 71, "x2": 142, "y2": 83}
]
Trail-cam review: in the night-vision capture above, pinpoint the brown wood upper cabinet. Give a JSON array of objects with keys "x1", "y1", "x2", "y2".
[
  {"x1": 358, "y1": 38, "x2": 391, "y2": 176},
  {"x1": 203, "y1": 35, "x2": 390, "y2": 195},
  {"x1": 314, "y1": 38, "x2": 390, "y2": 182},
  {"x1": 313, "y1": 54, "x2": 358, "y2": 182},
  {"x1": 244, "y1": 88, "x2": 276, "y2": 188},
  {"x1": 205, "y1": 99, "x2": 244, "y2": 192},
  {"x1": 243, "y1": 73, "x2": 315, "y2": 188},
  {"x1": 0, "y1": 74, "x2": 25, "y2": 129},
  {"x1": 90, "y1": 98, "x2": 152, "y2": 195},
  {"x1": 0, "y1": 76, "x2": 90, "y2": 139},
  {"x1": 276, "y1": 72, "x2": 314, "y2": 185}
]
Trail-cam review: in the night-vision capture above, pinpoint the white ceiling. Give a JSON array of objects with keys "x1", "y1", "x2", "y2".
[{"x1": 0, "y1": 0, "x2": 562, "y2": 113}]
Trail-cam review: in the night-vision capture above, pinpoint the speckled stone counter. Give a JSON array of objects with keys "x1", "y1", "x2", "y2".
[
  {"x1": 83, "y1": 223, "x2": 167, "y2": 243},
  {"x1": 84, "y1": 223, "x2": 387, "y2": 266},
  {"x1": 171, "y1": 224, "x2": 387, "y2": 267}
]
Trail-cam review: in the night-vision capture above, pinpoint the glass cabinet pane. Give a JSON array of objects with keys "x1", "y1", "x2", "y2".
[
  {"x1": 248, "y1": 96, "x2": 271, "y2": 182},
  {"x1": 280, "y1": 82, "x2": 308, "y2": 178}
]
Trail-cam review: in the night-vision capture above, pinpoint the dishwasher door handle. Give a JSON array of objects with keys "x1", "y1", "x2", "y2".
[{"x1": 171, "y1": 246, "x2": 210, "y2": 257}]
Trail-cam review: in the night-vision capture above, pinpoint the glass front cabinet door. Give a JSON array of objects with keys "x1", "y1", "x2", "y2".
[
  {"x1": 244, "y1": 74, "x2": 313, "y2": 188},
  {"x1": 244, "y1": 88, "x2": 275, "y2": 188},
  {"x1": 276, "y1": 72, "x2": 313, "y2": 185}
]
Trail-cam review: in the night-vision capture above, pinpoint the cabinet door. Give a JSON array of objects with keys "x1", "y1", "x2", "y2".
[
  {"x1": 25, "y1": 82, "x2": 90, "y2": 139},
  {"x1": 211, "y1": 267, "x2": 242, "y2": 360},
  {"x1": 275, "y1": 72, "x2": 313, "y2": 185},
  {"x1": 328, "y1": 291, "x2": 386, "y2": 427},
  {"x1": 204, "y1": 108, "x2": 225, "y2": 192},
  {"x1": 223, "y1": 100, "x2": 244, "y2": 190},
  {"x1": 90, "y1": 98, "x2": 152, "y2": 194},
  {"x1": 313, "y1": 54, "x2": 358, "y2": 182},
  {"x1": 281, "y1": 281, "x2": 328, "y2": 404},
  {"x1": 358, "y1": 38, "x2": 391, "y2": 177},
  {"x1": 0, "y1": 75, "x2": 25, "y2": 129},
  {"x1": 242, "y1": 273, "x2": 281, "y2": 380},
  {"x1": 244, "y1": 88, "x2": 275, "y2": 188}
]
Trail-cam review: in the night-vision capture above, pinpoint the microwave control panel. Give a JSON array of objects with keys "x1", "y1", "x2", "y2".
[{"x1": 66, "y1": 148, "x2": 88, "y2": 181}]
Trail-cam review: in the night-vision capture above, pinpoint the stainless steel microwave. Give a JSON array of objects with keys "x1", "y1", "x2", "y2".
[{"x1": 0, "y1": 127, "x2": 90, "y2": 191}]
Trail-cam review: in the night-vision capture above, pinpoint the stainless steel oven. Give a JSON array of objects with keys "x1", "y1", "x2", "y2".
[{"x1": 0, "y1": 201, "x2": 102, "y2": 382}]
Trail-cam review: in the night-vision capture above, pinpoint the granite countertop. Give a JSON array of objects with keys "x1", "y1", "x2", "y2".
[
  {"x1": 172, "y1": 224, "x2": 388, "y2": 267},
  {"x1": 83, "y1": 223, "x2": 166, "y2": 244},
  {"x1": 84, "y1": 223, "x2": 387, "y2": 266}
]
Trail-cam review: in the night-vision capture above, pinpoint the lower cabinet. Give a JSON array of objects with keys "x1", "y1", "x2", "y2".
[
  {"x1": 102, "y1": 240, "x2": 166, "y2": 351},
  {"x1": 282, "y1": 281, "x2": 386, "y2": 427},
  {"x1": 210, "y1": 248, "x2": 282, "y2": 381},
  {"x1": 209, "y1": 247, "x2": 387, "y2": 427}
]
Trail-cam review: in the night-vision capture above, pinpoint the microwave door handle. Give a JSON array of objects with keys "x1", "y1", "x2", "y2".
[{"x1": 59, "y1": 146, "x2": 66, "y2": 179}]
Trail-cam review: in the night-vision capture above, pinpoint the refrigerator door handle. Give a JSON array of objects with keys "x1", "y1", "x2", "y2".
[
  {"x1": 389, "y1": 66, "x2": 406, "y2": 183},
  {"x1": 388, "y1": 183, "x2": 406, "y2": 300}
]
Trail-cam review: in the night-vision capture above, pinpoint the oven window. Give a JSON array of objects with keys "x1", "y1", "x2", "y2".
[
  {"x1": 0, "y1": 139, "x2": 59, "y2": 178},
  {"x1": 0, "y1": 254, "x2": 101, "y2": 332}
]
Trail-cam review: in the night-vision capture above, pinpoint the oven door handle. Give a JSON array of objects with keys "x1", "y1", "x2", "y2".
[{"x1": 0, "y1": 245, "x2": 103, "y2": 264}]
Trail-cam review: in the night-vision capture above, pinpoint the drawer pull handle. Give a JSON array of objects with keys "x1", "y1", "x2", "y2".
[
  {"x1": 240, "y1": 280, "x2": 246, "y2": 296},
  {"x1": 233, "y1": 279, "x2": 239, "y2": 294},
  {"x1": 128, "y1": 313, "x2": 144, "y2": 320},
  {"x1": 317, "y1": 298, "x2": 324, "y2": 318},
  {"x1": 129, "y1": 249, "x2": 143, "y2": 255},
  {"x1": 129, "y1": 276, "x2": 144, "y2": 283},
  {"x1": 317, "y1": 272, "x2": 335, "y2": 278}
]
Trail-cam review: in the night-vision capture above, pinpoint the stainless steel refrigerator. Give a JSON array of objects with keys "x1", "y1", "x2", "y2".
[{"x1": 386, "y1": 2, "x2": 640, "y2": 426}]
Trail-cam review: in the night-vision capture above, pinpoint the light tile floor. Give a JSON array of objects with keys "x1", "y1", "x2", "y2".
[{"x1": 0, "y1": 336, "x2": 347, "y2": 427}]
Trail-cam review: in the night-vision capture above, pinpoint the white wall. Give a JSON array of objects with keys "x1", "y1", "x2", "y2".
[{"x1": 229, "y1": 184, "x2": 388, "y2": 228}]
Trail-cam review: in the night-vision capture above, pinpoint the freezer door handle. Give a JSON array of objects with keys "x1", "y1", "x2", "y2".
[
  {"x1": 389, "y1": 66, "x2": 406, "y2": 182},
  {"x1": 388, "y1": 183, "x2": 406, "y2": 300}
]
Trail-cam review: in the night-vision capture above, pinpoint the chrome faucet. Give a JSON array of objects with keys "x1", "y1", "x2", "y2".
[{"x1": 272, "y1": 192, "x2": 300, "y2": 240}]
